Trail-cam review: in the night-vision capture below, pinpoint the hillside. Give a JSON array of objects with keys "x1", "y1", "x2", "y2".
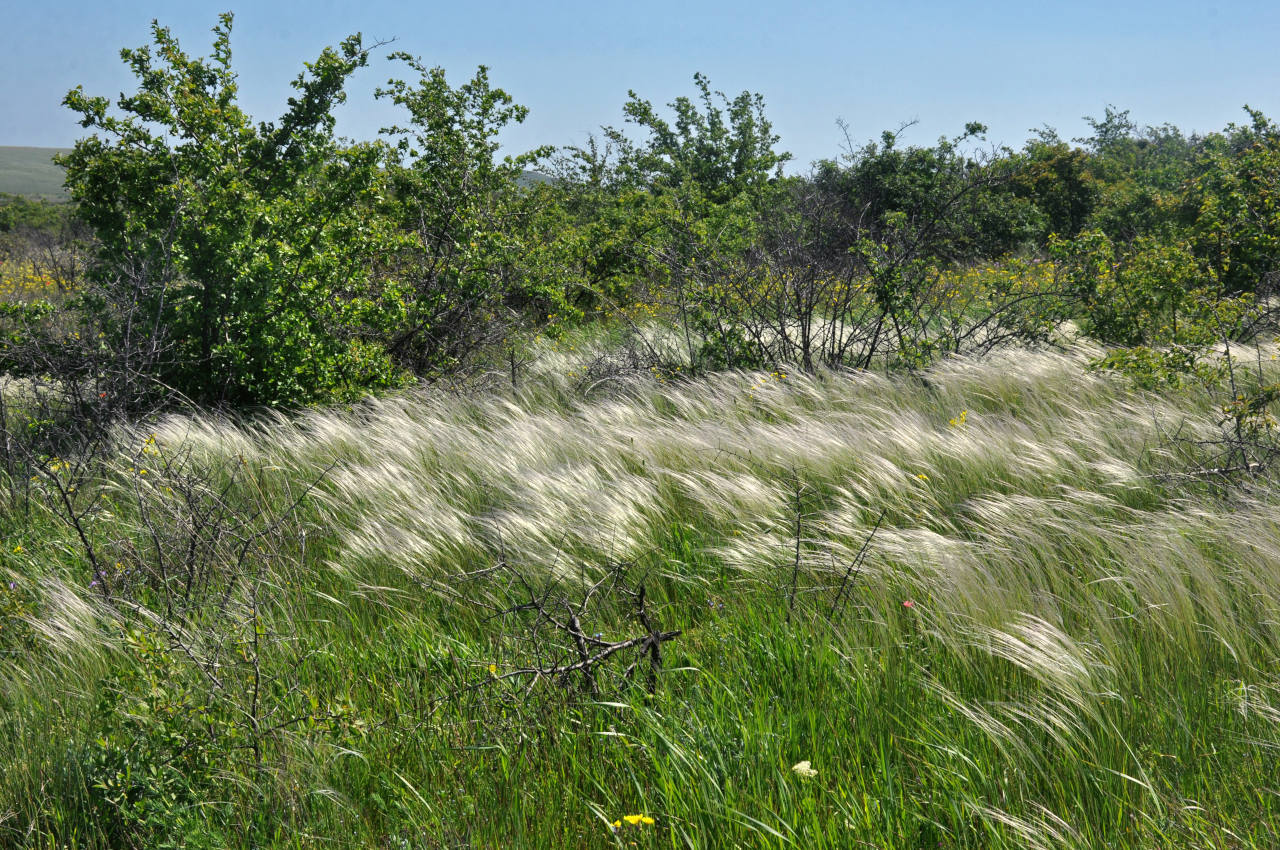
[{"x1": 0, "y1": 146, "x2": 70, "y2": 198}]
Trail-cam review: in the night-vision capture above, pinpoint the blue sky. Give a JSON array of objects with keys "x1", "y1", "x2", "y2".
[{"x1": 3, "y1": 1, "x2": 1278, "y2": 170}]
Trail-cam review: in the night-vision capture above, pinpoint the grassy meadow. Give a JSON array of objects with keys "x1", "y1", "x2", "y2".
[
  {"x1": 8, "y1": 18, "x2": 1280, "y2": 848},
  {"x1": 4, "y1": 334, "x2": 1280, "y2": 848}
]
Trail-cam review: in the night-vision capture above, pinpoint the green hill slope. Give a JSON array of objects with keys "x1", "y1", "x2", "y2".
[{"x1": 0, "y1": 147, "x2": 70, "y2": 198}]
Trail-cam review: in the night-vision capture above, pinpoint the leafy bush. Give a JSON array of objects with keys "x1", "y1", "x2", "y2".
[
  {"x1": 375, "y1": 56, "x2": 558, "y2": 375},
  {"x1": 1186, "y1": 108, "x2": 1280, "y2": 297},
  {"x1": 59, "y1": 14, "x2": 404, "y2": 408}
]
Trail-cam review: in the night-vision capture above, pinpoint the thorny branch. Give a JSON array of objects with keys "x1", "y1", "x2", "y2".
[{"x1": 430, "y1": 558, "x2": 681, "y2": 712}]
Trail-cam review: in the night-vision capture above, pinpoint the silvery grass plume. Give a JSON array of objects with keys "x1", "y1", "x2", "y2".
[
  {"x1": 20, "y1": 577, "x2": 111, "y2": 664},
  {"x1": 973, "y1": 802, "x2": 1086, "y2": 850},
  {"x1": 143, "y1": 341, "x2": 1270, "y2": 630},
  {"x1": 10, "y1": 333, "x2": 1280, "y2": 846}
]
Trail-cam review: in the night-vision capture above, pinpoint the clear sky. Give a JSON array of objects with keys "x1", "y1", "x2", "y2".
[{"x1": 3, "y1": 1, "x2": 1278, "y2": 170}]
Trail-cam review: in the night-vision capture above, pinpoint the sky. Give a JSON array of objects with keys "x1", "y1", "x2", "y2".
[{"x1": 3, "y1": 0, "x2": 1279, "y2": 171}]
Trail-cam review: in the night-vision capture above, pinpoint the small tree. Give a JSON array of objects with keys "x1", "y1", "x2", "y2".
[
  {"x1": 601, "y1": 74, "x2": 792, "y2": 370},
  {"x1": 608, "y1": 72, "x2": 790, "y2": 206},
  {"x1": 795, "y1": 123, "x2": 1058, "y2": 369},
  {"x1": 1186, "y1": 108, "x2": 1280, "y2": 300},
  {"x1": 375, "y1": 56, "x2": 558, "y2": 376},
  {"x1": 1008, "y1": 128, "x2": 1097, "y2": 241},
  {"x1": 59, "y1": 13, "x2": 402, "y2": 408}
]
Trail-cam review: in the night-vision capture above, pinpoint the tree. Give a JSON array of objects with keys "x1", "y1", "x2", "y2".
[
  {"x1": 1076, "y1": 107, "x2": 1203, "y2": 243},
  {"x1": 59, "y1": 13, "x2": 402, "y2": 408},
  {"x1": 607, "y1": 72, "x2": 790, "y2": 206},
  {"x1": 1185, "y1": 108, "x2": 1280, "y2": 298},
  {"x1": 375, "y1": 55, "x2": 558, "y2": 374},
  {"x1": 1009, "y1": 128, "x2": 1097, "y2": 240},
  {"x1": 803, "y1": 123, "x2": 1057, "y2": 368},
  {"x1": 597, "y1": 74, "x2": 792, "y2": 369}
]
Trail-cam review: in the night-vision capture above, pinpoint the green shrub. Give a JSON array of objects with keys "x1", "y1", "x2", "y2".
[{"x1": 59, "y1": 14, "x2": 404, "y2": 408}]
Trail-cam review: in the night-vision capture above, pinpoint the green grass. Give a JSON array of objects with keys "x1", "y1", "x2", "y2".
[
  {"x1": 0, "y1": 147, "x2": 70, "y2": 199},
  {"x1": 3, "y1": 341, "x2": 1280, "y2": 847}
]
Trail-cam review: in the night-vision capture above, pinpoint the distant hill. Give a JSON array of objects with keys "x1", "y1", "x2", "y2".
[
  {"x1": 517, "y1": 171, "x2": 555, "y2": 188},
  {"x1": 0, "y1": 147, "x2": 70, "y2": 199}
]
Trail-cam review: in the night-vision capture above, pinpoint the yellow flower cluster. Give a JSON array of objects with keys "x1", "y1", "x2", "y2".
[
  {"x1": 932, "y1": 257, "x2": 1057, "y2": 308},
  {"x1": 604, "y1": 298, "x2": 663, "y2": 324},
  {"x1": 0, "y1": 259, "x2": 62, "y2": 304},
  {"x1": 745, "y1": 370, "x2": 787, "y2": 399}
]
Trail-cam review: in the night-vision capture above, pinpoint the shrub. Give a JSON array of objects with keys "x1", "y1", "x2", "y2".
[{"x1": 58, "y1": 14, "x2": 404, "y2": 409}]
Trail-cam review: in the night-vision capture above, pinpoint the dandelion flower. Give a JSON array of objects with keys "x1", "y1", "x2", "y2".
[{"x1": 488, "y1": 663, "x2": 497, "y2": 675}]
